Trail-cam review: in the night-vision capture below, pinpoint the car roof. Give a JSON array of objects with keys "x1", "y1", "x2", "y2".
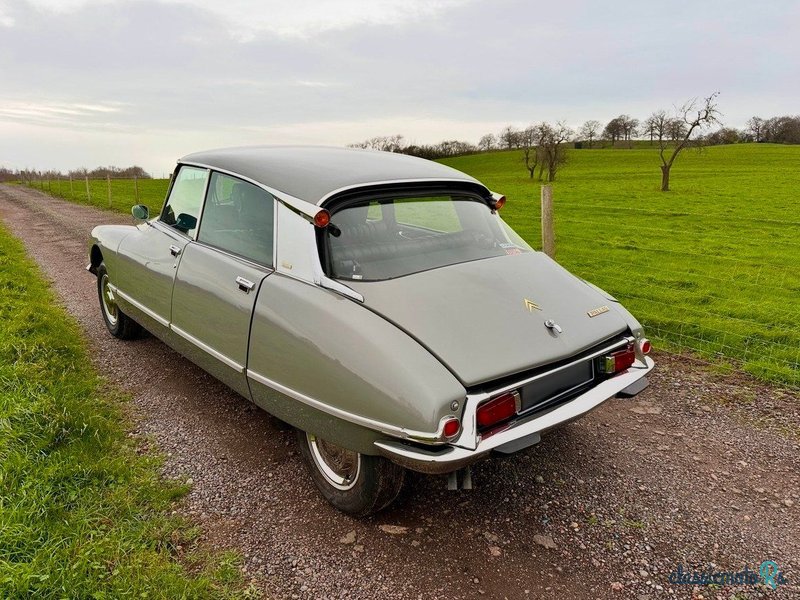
[{"x1": 179, "y1": 145, "x2": 487, "y2": 205}]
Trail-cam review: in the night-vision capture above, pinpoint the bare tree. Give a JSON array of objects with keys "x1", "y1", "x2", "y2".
[
  {"x1": 478, "y1": 133, "x2": 497, "y2": 152},
  {"x1": 642, "y1": 116, "x2": 658, "y2": 144},
  {"x1": 746, "y1": 116, "x2": 765, "y2": 142},
  {"x1": 578, "y1": 120, "x2": 601, "y2": 148},
  {"x1": 348, "y1": 135, "x2": 405, "y2": 152},
  {"x1": 603, "y1": 117, "x2": 624, "y2": 145},
  {"x1": 499, "y1": 125, "x2": 520, "y2": 150},
  {"x1": 538, "y1": 121, "x2": 573, "y2": 182},
  {"x1": 650, "y1": 92, "x2": 722, "y2": 191},
  {"x1": 620, "y1": 115, "x2": 639, "y2": 141},
  {"x1": 667, "y1": 117, "x2": 688, "y2": 142},
  {"x1": 518, "y1": 126, "x2": 540, "y2": 178},
  {"x1": 434, "y1": 140, "x2": 478, "y2": 157}
]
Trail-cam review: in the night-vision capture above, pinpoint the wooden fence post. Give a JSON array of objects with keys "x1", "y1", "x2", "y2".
[
  {"x1": 107, "y1": 175, "x2": 112, "y2": 208},
  {"x1": 85, "y1": 176, "x2": 91, "y2": 203},
  {"x1": 134, "y1": 175, "x2": 140, "y2": 203},
  {"x1": 69, "y1": 176, "x2": 74, "y2": 198},
  {"x1": 541, "y1": 184, "x2": 555, "y2": 258}
]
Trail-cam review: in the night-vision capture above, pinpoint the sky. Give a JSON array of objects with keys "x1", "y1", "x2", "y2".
[{"x1": 0, "y1": 0, "x2": 798, "y2": 175}]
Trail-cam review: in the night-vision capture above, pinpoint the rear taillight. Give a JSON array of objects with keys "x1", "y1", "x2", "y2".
[
  {"x1": 442, "y1": 417, "x2": 461, "y2": 439},
  {"x1": 599, "y1": 344, "x2": 636, "y2": 374},
  {"x1": 639, "y1": 338, "x2": 652, "y2": 355},
  {"x1": 476, "y1": 391, "x2": 520, "y2": 430}
]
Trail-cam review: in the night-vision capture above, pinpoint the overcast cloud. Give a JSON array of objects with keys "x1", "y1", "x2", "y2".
[{"x1": 0, "y1": 0, "x2": 797, "y2": 174}]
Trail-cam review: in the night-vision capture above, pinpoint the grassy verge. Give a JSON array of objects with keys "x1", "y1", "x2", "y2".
[
  {"x1": 0, "y1": 223, "x2": 249, "y2": 598},
  {"x1": 443, "y1": 144, "x2": 800, "y2": 387}
]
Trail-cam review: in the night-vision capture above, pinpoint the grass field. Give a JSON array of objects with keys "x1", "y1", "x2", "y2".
[
  {"x1": 0, "y1": 223, "x2": 247, "y2": 598},
  {"x1": 16, "y1": 143, "x2": 800, "y2": 387},
  {"x1": 24, "y1": 176, "x2": 170, "y2": 214},
  {"x1": 442, "y1": 143, "x2": 800, "y2": 386}
]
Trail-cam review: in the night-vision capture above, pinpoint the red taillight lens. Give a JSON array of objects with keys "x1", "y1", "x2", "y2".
[
  {"x1": 476, "y1": 391, "x2": 519, "y2": 429},
  {"x1": 600, "y1": 346, "x2": 636, "y2": 374},
  {"x1": 313, "y1": 210, "x2": 330, "y2": 228},
  {"x1": 442, "y1": 418, "x2": 460, "y2": 438},
  {"x1": 493, "y1": 195, "x2": 506, "y2": 210},
  {"x1": 640, "y1": 338, "x2": 652, "y2": 355}
]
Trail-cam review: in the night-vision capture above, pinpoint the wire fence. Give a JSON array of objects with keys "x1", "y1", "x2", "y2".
[
  {"x1": 548, "y1": 190, "x2": 800, "y2": 389},
  {"x1": 19, "y1": 176, "x2": 171, "y2": 213}
]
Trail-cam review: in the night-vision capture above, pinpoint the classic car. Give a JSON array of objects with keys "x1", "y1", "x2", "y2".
[{"x1": 88, "y1": 146, "x2": 654, "y2": 515}]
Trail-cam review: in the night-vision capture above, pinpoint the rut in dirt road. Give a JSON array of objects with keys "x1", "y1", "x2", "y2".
[{"x1": 1, "y1": 184, "x2": 798, "y2": 600}]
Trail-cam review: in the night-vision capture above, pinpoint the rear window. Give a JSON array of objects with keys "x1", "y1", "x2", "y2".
[{"x1": 324, "y1": 194, "x2": 533, "y2": 281}]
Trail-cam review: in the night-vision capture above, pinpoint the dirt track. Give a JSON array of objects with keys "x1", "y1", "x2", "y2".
[{"x1": 1, "y1": 184, "x2": 798, "y2": 600}]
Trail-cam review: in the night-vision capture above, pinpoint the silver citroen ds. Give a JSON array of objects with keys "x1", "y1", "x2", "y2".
[{"x1": 88, "y1": 146, "x2": 654, "y2": 515}]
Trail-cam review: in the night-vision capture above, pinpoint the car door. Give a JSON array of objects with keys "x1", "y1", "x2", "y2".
[
  {"x1": 169, "y1": 171, "x2": 275, "y2": 399},
  {"x1": 115, "y1": 165, "x2": 209, "y2": 333}
]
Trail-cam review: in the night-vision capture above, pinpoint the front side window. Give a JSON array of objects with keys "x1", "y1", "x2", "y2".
[
  {"x1": 197, "y1": 172, "x2": 275, "y2": 266},
  {"x1": 325, "y1": 194, "x2": 533, "y2": 281},
  {"x1": 160, "y1": 166, "x2": 208, "y2": 238}
]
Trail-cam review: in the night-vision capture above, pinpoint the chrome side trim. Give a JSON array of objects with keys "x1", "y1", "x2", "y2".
[
  {"x1": 375, "y1": 356, "x2": 655, "y2": 474},
  {"x1": 170, "y1": 324, "x2": 244, "y2": 372},
  {"x1": 246, "y1": 369, "x2": 445, "y2": 443},
  {"x1": 110, "y1": 285, "x2": 169, "y2": 328},
  {"x1": 113, "y1": 284, "x2": 245, "y2": 373},
  {"x1": 319, "y1": 276, "x2": 364, "y2": 302}
]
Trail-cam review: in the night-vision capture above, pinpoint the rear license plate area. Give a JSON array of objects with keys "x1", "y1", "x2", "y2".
[{"x1": 519, "y1": 360, "x2": 594, "y2": 413}]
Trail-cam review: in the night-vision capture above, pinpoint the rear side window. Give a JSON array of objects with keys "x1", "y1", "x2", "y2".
[
  {"x1": 160, "y1": 166, "x2": 208, "y2": 238},
  {"x1": 197, "y1": 172, "x2": 275, "y2": 266}
]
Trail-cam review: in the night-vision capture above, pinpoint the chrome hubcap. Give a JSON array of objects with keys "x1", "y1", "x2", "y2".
[
  {"x1": 100, "y1": 274, "x2": 118, "y2": 326},
  {"x1": 307, "y1": 433, "x2": 361, "y2": 491}
]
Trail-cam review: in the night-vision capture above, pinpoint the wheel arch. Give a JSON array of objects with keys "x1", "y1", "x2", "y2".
[{"x1": 88, "y1": 244, "x2": 103, "y2": 274}]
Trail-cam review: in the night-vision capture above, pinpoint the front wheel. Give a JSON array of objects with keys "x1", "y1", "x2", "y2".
[
  {"x1": 97, "y1": 263, "x2": 141, "y2": 340},
  {"x1": 296, "y1": 430, "x2": 405, "y2": 516}
]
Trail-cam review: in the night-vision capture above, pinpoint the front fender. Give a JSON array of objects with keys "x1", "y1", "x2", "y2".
[{"x1": 87, "y1": 224, "x2": 137, "y2": 275}]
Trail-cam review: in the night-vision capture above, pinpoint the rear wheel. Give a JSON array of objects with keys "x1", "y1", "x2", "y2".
[
  {"x1": 296, "y1": 429, "x2": 405, "y2": 516},
  {"x1": 97, "y1": 263, "x2": 141, "y2": 340}
]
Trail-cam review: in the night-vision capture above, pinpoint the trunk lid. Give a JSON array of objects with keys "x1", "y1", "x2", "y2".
[{"x1": 347, "y1": 252, "x2": 629, "y2": 387}]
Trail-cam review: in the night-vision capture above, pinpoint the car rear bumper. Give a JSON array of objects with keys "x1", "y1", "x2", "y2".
[{"x1": 374, "y1": 356, "x2": 654, "y2": 474}]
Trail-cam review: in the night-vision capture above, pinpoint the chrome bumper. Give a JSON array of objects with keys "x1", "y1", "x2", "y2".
[{"x1": 374, "y1": 356, "x2": 655, "y2": 474}]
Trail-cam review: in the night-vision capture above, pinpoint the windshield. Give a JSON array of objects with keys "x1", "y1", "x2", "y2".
[{"x1": 325, "y1": 194, "x2": 533, "y2": 281}]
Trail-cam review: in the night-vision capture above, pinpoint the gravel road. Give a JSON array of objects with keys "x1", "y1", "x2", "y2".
[{"x1": 1, "y1": 184, "x2": 798, "y2": 600}]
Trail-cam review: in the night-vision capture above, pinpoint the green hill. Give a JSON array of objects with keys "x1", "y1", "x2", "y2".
[{"x1": 441, "y1": 144, "x2": 800, "y2": 386}]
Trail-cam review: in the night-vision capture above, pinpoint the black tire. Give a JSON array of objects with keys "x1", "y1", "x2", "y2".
[
  {"x1": 296, "y1": 429, "x2": 405, "y2": 517},
  {"x1": 96, "y1": 262, "x2": 141, "y2": 340}
]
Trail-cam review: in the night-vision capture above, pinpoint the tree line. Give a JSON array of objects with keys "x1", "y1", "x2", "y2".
[
  {"x1": 0, "y1": 165, "x2": 152, "y2": 183},
  {"x1": 350, "y1": 95, "x2": 800, "y2": 191},
  {"x1": 350, "y1": 112, "x2": 800, "y2": 160}
]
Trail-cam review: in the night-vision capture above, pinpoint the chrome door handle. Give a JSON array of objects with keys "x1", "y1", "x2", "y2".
[
  {"x1": 236, "y1": 276, "x2": 255, "y2": 293},
  {"x1": 169, "y1": 245, "x2": 181, "y2": 257}
]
